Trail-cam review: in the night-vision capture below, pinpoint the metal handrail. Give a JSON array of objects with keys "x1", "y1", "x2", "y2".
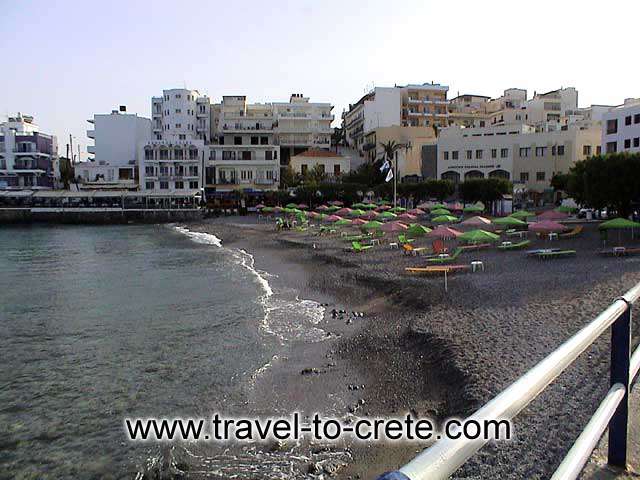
[{"x1": 379, "y1": 282, "x2": 640, "y2": 480}]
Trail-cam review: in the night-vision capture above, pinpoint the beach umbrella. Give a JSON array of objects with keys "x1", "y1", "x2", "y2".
[
  {"x1": 459, "y1": 229, "x2": 500, "y2": 244},
  {"x1": 362, "y1": 220, "x2": 384, "y2": 230},
  {"x1": 307, "y1": 211, "x2": 320, "y2": 219},
  {"x1": 286, "y1": 203, "x2": 298, "y2": 208},
  {"x1": 361, "y1": 203, "x2": 377, "y2": 210},
  {"x1": 377, "y1": 205, "x2": 392, "y2": 211},
  {"x1": 598, "y1": 218, "x2": 640, "y2": 230},
  {"x1": 347, "y1": 209, "x2": 365, "y2": 217},
  {"x1": 335, "y1": 207, "x2": 352, "y2": 216},
  {"x1": 408, "y1": 208, "x2": 426, "y2": 216},
  {"x1": 351, "y1": 202, "x2": 366, "y2": 209},
  {"x1": 529, "y1": 220, "x2": 567, "y2": 233},
  {"x1": 352, "y1": 218, "x2": 368, "y2": 226},
  {"x1": 416, "y1": 202, "x2": 431, "y2": 209},
  {"x1": 463, "y1": 204, "x2": 484, "y2": 213},
  {"x1": 378, "y1": 211, "x2": 398, "y2": 221},
  {"x1": 297, "y1": 203, "x2": 309, "y2": 209},
  {"x1": 360, "y1": 210, "x2": 379, "y2": 220},
  {"x1": 334, "y1": 218, "x2": 353, "y2": 226},
  {"x1": 556, "y1": 205, "x2": 576, "y2": 214},
  {"x1": 326, "y1": 205, "x2": 340, "y2": 212},
  {"x1": 407, "y1": 223, "x2": 431, "y2": 237},
  {"x1": 389, "y1": 206, "x2": 407, "y2": 213},
  {"x1": 432, "y1": 214, "x2": 458, "y2": 223},
  {"x1": 511, "y1": 210, "x2": 535, "y2": 219},
  {"x1": 426, "y1": 225, "x2": 462, "y2": 239},
  {"x1": 325, "y1": 214, "x2": 343, "y2": 223},
  {"x1": 316, "y1": 205, "x2": 329, "y2": 211},
  {"x1": 431, "y1": 203, "x2": 448, "y2": 209},
  {"x1": 492, "y1": 216, "x2": 527, "y2": 227},
  {"x1": 273, "y1": 206, "x2": 283, "y2": 212},
  {"x1": 256, "y1": 203, "x2": 266, "y2": 209},
  {"x1": 380, "y1": 221, "x2": 409, "y2": 233},
  {"x1": 261, "y1": 206, "x2": 274, "y2": 213},
  {"x1": 316, "y1": 213, "x2": 328, "y2": 221},
  {"x1": 397, "y1": 213, "x2": 417, "y2": 222},
  {"x1": 460, "y1": 216, "x2": 492, "y2": 228},
  {"x1": 447, "y1": 201, "x2": 464, "y2": 211},
  {"x1": 329, "y1": 200, "x2": 344, "y2": 206},
  {"x1": 537, "y1": 210, "x2": 569, "y2": 221},
  {"x1": 431, "y1": 208, "x2": 451, "y2": 216}
]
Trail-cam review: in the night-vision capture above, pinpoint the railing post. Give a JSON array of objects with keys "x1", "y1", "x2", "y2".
[{"x1": 608, "y1": 299, "x2": 631, "y2": 469}]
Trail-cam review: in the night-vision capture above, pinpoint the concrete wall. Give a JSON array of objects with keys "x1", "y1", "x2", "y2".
[
  {"x1": 364, "y1": 88, "x2": 401, "y2": 133},
  {"x1": 0, "y1": 208, "x2": 201, "y2": 224}
]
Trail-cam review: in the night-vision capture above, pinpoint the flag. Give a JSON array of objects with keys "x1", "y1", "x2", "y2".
[
  {"x1": 385, "y1": 169, "x2": 394, "y2": 182},
  {"x1": 380, "y1": 160, "x2": 390, "y2": 172}
]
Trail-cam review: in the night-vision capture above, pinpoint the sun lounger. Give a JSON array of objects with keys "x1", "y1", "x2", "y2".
[
  {"x1": 459, "y1": 243, "x2": 492, "y2": 251},
  {"x1": 498, "y1": 240, "x2": 531, "y2": 251},
  {"x1": 405, "y1": 264, "x2": 470, "y2": 274},
  {"x1": 535, "y1": 249, "x2": 576, "y2": 260},
  {"x1": 351, "y1": 241, "x2": 373, "y2": 253},
  {"x1": 559, "y1": 225, "x2": 583, "y2": 239},
  {"x1": 342, "y1": 233, "x2": 371, "y2": 242},
  {"x1": 526, "y1": 248, "x2": 562, "y2": 256},
  {"x1": 398, "y1": 234, "x2": 415, "y2": 245},
  {"x1": 426, "y1": 247, "x2": 463, "y2": 264},
  {"x1": 402, "y1": 244, "x2": 430, "y2": 256}
]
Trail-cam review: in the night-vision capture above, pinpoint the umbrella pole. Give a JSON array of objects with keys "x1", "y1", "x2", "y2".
[{"x1": 444, "y1": 269, "x2": 448, "y2": 293}]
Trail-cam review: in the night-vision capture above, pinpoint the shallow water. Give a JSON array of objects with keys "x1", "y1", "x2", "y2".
[{"x1": 0, "y1": 224, "x2": 316, "y2": 478}]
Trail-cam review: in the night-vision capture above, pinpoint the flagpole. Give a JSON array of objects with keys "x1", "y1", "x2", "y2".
[{"x1": 394, "y1": 151, "x2": 397, "y2": 209}]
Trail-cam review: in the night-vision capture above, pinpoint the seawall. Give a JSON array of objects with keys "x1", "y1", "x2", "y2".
[{"x1": 0, "y1": 208, "x2": 202, "y2": 225}]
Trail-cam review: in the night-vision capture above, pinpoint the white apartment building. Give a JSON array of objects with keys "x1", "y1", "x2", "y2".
[
  {"x1": 77, "y1": 107, "x2": 151, "y2": 189},
  {"x1": 151, "y1": 88, "x2": 211, "y2": 143},
  {"x1": 601, "y1": 98, "x2": 640, "y2": 154},
  {"x1": 437, "y1": 122, "x2": 601, "y2": 200},
  {"x1": 206, "y1": 95, "x2": 280, "y2": 192},
  {"x1": 0, "y1": 114, "x2": 59, "y2": 190}
]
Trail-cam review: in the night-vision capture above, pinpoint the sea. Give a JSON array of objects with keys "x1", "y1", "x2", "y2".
[{"x1": 0, "y1": 224, "x2": 327, "y2": 479}]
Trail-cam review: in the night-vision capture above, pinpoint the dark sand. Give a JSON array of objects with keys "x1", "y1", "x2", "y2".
[{"x1": 177, "y1": 217, "x2": 640, "y2": 480}]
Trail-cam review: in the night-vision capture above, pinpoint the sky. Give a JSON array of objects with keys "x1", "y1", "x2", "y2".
[{"x1": 1, "y1": 0, "x2": 638, "y2": 161}]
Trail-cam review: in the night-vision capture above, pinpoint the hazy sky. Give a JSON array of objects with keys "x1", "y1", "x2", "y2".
[{"x1": 1, "y1": 0, "x2": 637, "y2": 161}]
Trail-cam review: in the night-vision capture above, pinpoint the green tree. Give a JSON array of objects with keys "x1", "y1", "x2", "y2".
[
  {"x1": 550, "y1": 173, "x2": 569, "y2": 192},
  {"x1": 342, "y1": 162, "x2": 385, "y2": 186},
  {"x1": 280, "y1": 165, "x2": 299, "y2": 189},
  {"x1": 303, "y1": 164, "x2": 326, "y2": 184},
  {"x1": 58, "y1": 157, "x2": 75, "y2": 190},
  {"x1": 459, "y1": 178, "x2": 512, "y2": 205}
]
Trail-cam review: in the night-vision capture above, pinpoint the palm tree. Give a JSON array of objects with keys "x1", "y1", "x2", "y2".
[{"x1": 331, "y1": 127, "x2": 346, "y2": 153}]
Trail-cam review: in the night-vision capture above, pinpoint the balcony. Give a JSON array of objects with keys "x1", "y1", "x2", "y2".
[
  {"x1": 87, "y1": 129, "x2": 95, "y2": 139},
  {"x1": 87, "y1": 146, "x2": 96, "y2": 155}
]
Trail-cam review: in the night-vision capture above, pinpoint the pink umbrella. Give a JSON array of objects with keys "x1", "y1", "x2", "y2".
[
  {"x1": 448, "y1": 201, "x2": 464, "y2": 211},
  {"x1": 298, "y1": 203, "x2": 308, "y2": 209},
  {"x1": 537, "y1": 210, "x2": 569, "y2": 221},
  {"x1": 274, "y1": 206, "x2": 283, "y2": 212},
  {"x1": 397, "y1": 213, "x2": 417, "y2": 221},
  {"x1": 325, "y1": 215, "x2": 343, "y2": 223},
  {"x1": 256, "y1": 203, "x2": 266, "y2": 209},
  {"x1": 316, "y1": 205, "x2": 329, "y2": 211},
  {"x1": 352, "y1": 218, "x2": 368, "y2": 226},
  {"x1": 460, "y1": 216, "x2": 492, "y2": 228},
  {"x1": 307, "y1": 211, "x2": 320, "y2": 218},
  {"x1": 426, "y1": 225, "x2": 463, "y2": 239},
  {"x1": 408, "y1": 208, "x2": 425, "y2": 215},
  {"x1": 335, "y1": 207, "x2": 352, "y2": 216},
  {"x1": 380, "y1": 221, "x2": 409, "y2": 233},
  {"x1": 360, "y1": 211, "x2": 379, "y2": 220},
  {"x1": 329, "y1": 200, "x2": 344, "y2": 206},
  {"x1": 377, "y1": 205, "x2": 392, "y2": 211},
  {"x1": 529, "y1": 220, "x2": 567, "y2": 233}
]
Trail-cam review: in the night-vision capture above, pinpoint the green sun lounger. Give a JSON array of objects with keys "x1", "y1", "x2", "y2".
[
  {"x1": 498, "y1": 240, "x2": 531, "y2": 251},
  {"x1": 536, "y1": 249, "x2": 576, "y2": 260},
  {"x1": 351, "y1": 241, "x2": 373, "y2": 252},
  {"x1": 426, "y1": 247, "x2": 463, "y2": 264}
]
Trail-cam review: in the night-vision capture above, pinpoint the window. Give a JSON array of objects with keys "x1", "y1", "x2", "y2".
[
  {"x1": 251, "y1": 136, "x2": 259, "y2": 145},
  {"x1": 188, "y1": 166, "x2": 198, "y2": 176},
  {"x1": 553, "y1": 145, "x2": 565, "y2": 156},
  {"x1": 444, "y1": 151, "x2": 449, "y2": 160},
  {"x1": 159, "y1": 149, "x2": 169, "y2": 160},
  {"x1": 451, "y1": 150, "x2": 459, "y2": 160},
  {"x1": 625, "y1": 116, "x2": 632, "y2": 126},
  {"x1": 520, "y1": 172, "x2": 529, "y2": 182},
  {"x1": 241, "y1": 170, "x2": 253, "y2": 181},
  {"x1": 179, "y1": 134, "x2": 186, "y2": 140},
  {"x1": 145, "y1": 181, "x2": 154, "y2": 190},
  {"x1": 176, "y1": 109, "x2": 182, "y2": 114},
  {"x1": 261, "y1": 136, "x2": 269, "y2": 145},
  {"x1": 466, "y1": 150, "x2": 472, "y2": 160},
  {"x1": 265, "y1": 151, "x2": 273, "y2": 161},
  {"x1": 606, "y1": 141, "x2": 617, "y2": 154},
  {"x1": 175, "y1": 181, "x2": 184, "y2": 189},
  {"x1": 189, "y1": 181, "x2": 198, "y2": 189},
  {"x1": 234, "y1": 136, "x2": 242, "y2": 145},
  {"x1": 334, "y1": 164, "x2": 341, "y2": 176},
  {"x1": 176, "y1": 124, "x2": 181, "y2": 129},
  {"x1": 634, "y1": 138, "x2": 640, "y2": 148},
  {"x1": 519, "y1": 147, "x2": 530, "y2": 157},
  {"x1": 222, "y1": 151, "x2": 235, "y2": 160},
  {"x1": 597, "y1": 146, "x2": 602, "y2": 155},
  {"x1": 536, "y1": 171, "x2": 546, "y2": 181},
  {"x1": 145, "y1": 166, "x2": 155, "y2": 176},
  {"x1": 189, "y1": 149, "x2": 198, "y2": 160},
  {"x1": 160, "y1": 166, "x2": 169, "y2": 175},
  {"x1": 625, "y1": 139, "x2": 631, "y2": 149},
  {"x1": 475, "y1": 149, "x2": 483, "y2": 159},
  {"x1": 491, "y1": 149, "x2": 497, "y2": 159},
  {"x1": 160, "y1": 181, "x2": 169, "y2": 189},
  {"x1": 635, "y1": 114, "x2": 640, "y2": 124},
  {"x1": 535, "y1": 147, "x2": 546, "y2": 157},
  {"x1": 174, "y1": 149, "x2": 184, "y2": 160},
  {"x1": 606, "y1": 119, "x2": 618, "y2": 135},
  {"x1": 145, "y1": 150, "x2": 154, "y2": 160},
  {"x1": 583, "y1": 145, "x2": 592, "y2": 156},
  {"x1": 175, "y1": 94, "x2": 181, "y2": 98},
  {"x1": 500, "y1": 148, "x2": 508, "y2": 158}
]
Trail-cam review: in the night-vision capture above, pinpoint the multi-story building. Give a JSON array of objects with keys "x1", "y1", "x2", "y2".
[
  {"x1": 150, "y1": 88, "x2": 211, "y2": 143},
  {"x1": 205, "y1": 96, "x2": 280, "y2": 193},
  {"x1": 601, "y1": 98, "x2": 640, "y2": 154},
  {"x1": 77, "y1": 106, "x2": 151, "y2": 189},
  {"x1": 342, "y1": 92, "x2": 372, "y2": 152},
  {"x1": 290, "y1": 149, "x2": 351, "y2": 180},
  {"x1": 0, "y1": 113, "x2": 59, "y2": 190}
]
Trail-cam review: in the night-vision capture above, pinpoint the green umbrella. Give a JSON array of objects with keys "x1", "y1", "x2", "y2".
[
  {"x1": 334, "y1": 218, "x2": 353, "y2": 226},
  {"x1": 431, "y1": 208, "x2": 451, "y2": 215},
  {"x1": 556, "y1": 205, "x2": 577, "y2": 214},
  {"x1": 389, "y1": 207, "x2": 407, "y2": 213},
  {"x1": 261, "y1": 206, "x2": 274, "y2": 213},
  {"x1": 316, "y1": 213, "x2": 328, "y2": 221},
  {"x1": 511, "y1": 210, "x2": 535, "y2": 219},
  {"x1": 362, "y1": 220, "x2": 383, "y2": 230},
  {"x1": 493, "y1": 216, "x2": 527, "y2": 227},
  {"x1": 407, "y1": 223, "x2": 431, "y2": 237},
  {"x1": 378, "y1": 211, "x2": 398, "y2": 220},
  {"x1": 459, "y1": 229, "x2": 500, "y2": 244},
  {"x1": 431, "y1": 203, "x2": 447, "y2": 209},
  {"x1": 463, "y1": 204, "x2": 484, "y2": 213},
  {"x1": 432, "y1": 214, "x2": 458, "y2": 223},
  {"x1": 599, "y1": 218, "x2": 640, "y2": 230},
  {"x1": 286, "y1": 203, "x2": 298, "y2": 208},
  {"x1": 362, "y1": 203, "x2": 377, "y2": 210},
  {"x1": 352, "y1": 203, "x2": 366, "y2": 209},
  {"x1": 347, "y1": 209, "x2": 366, "y2": 217},
  {"x1": 326, "y1": 205, "x2": 340, "y2": 212}
]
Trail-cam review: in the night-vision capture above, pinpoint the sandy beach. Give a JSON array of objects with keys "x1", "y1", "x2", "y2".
[{"x1": 179, "y1": 216, "x2": 640, "y2": 479}]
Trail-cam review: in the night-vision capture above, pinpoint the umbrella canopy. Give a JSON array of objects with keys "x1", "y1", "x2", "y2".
[
  {"x1": 256, "y1": 203, "x2": 266, "y2": 209},
  {"x1": 352, "y1": 218, "x2": 368, "y2": 226},
  {"x1": 335, "y1": 207, "x2": 352, "y2": 216},
  {"x1": 556, "y1": 205, "x2": 576, "y2": 214},
  {"x1": 347, "y1": 209, "x2": 366, "y2": 217},
  {"x1": 431, "y1": 203, "x2": 448, "y2": 209},
  {"x1": 389, "y1": 206, "x2": 407, "y2": 213},
  {"x1": 408, "y1": 208, "x2": 426, "y2": 215},
  {"x1": 432, "y1": 214, "x2": 459, "y2": 223},
  {"x1": 361, "y1": 203, "x2": 377, "y2": 210},
  {"x1": 529, "y1": 220, "x2": 567, "y2": 233},
  {"x1": 598, "y1": 218, "x2": 640, "y2": 230},
  {"x1": 351, "y1": 203, "x2": 365, "y2": 208},
  {"x1": 380, "y1": 221, "x2": 409, "y2": 233},
  {"x1": 537, "y1": 210, "x2": 569, "y2": 221},
  {"x1": 286, "y1": 203, "x2": 298, "y2": 208},
  {"x1": 510, "y1": 210, "x2": 535, "y2": 219},
  {"x1": 459, "y1": 229, "x2": 500, "y2": 244},
  {"x1": 492, "y1": 216, "x2": 527, "y2": 227},
  {"x1": 329, "y1": 200, "x2": 344, "y2": 206},
  {"x1": 325, "y1": 214, "x2": 343, "y2": 223},
  {"x1": 297, "y1": 203, "x2": 309, "y2": 209},
  {"x1": 377, "y1": 205, "x2": 392, "y2": 211},
  {"x1": 326, "y1": 205, "x2": 340, "y2": 212},
  {"x1": 447, "y1": 201, "x2": 464, "y2": 211},
  {"x1": 431, "y1": 208, "x2": 451, "y2": 215},
  {"x1": 307, "y1": 211, "x2": 320, "y2": 219},
  {"x1": 460, "y1": 216, "x2": 492, "y2": 227},
  {"x1": 316, "y1": 205, "x2": 329, "y2": 211},
  {"x1": 316, "y1": 213, "x2": 328, "y2": 221},
  {"x1": 334, "y1": 218, "x2": 353, "y2": 226},
  {"x1": 378, "y1": 211, "x2": 398, "y2": 220},
  {"x1": 362, "y1": 220, "x2": 384, "y2": 230},
  {"x1": 463, "y1": 204, "x2": 484, "y2": 213},
  {"x1": 407, "y1": 223, "x2": 431, "y2": 237},
  {"x1": 261, "y1": 206, "x2": 274, "y2": 213},
  {"x1": 426, "y1": 225, "x2": 462, "y2": 239},
  {"x1": 273, "y1": 206, "x2": 283, "y2": 212},
  {"x1": 397, "y1": 213, "x2": 417, "y2": 221},
  {"x1": 360, "y1": 210, "x2": 379, "y2": 220}
]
